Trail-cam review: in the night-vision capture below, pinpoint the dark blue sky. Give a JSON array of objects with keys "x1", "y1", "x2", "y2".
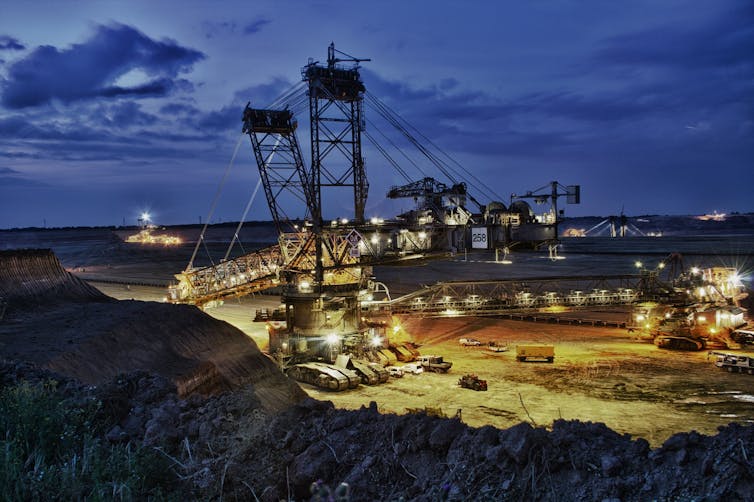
[{"x1": 0, "y1": 0, "x2": 752, "y2": 228}]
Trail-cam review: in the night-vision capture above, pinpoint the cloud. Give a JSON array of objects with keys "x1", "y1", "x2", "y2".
[
  {"x1": 0, "y1": 35, "x2": 25, "y2": 51},
  {"x1": 198, "y1": 104, "x2": 242, "y2": 132},
  {"x1": 0, "y1": 166, "x2": 47, "y2": 187},
  {"x1": 355, "y1": 51, "x2": 754, "y2": 209},
  {"x1": 202, "y1": 20, "x2": 238, "y2": 39},
  {"x1": 97, "y1": 77, "x2": 173, "y2": 98},
  {"x1": 594, "y1": 3, "x2": 754, "y2": 72},
  {"x1": 201, "y1": 17, "x2": 270, "y2": 38},
  {"x1": 0, "y1": 114, "x2": 115, "y2": 143},
  {"x1": 489, "y1": 88, "x2": 665, "y2": 124},
  {"x1": 99, "y1": 101, "x2": 158, "y2": 127},
  {"x1": 196, "y1": 78, "x2": 296, "y2": 132},
  {"x1": 0, "y1": 106, "x2": 218, "y2": 168},
  {"x1": 0, "y1": 23, "x2": 204, "y2": 109},
  {"x1": 159, "y1": 102, "x2": 200, "y2": 115},
  {"x1": 357, "y1": 3, "x2": 753, "y2": 165},
  {"x1": 243, "y1": 18, "x2": 271, "y2": 35}
]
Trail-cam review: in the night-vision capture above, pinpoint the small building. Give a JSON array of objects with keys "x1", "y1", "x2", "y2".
[{"x1": 715, "y1": 306, "x2": 746, "y2": 330}]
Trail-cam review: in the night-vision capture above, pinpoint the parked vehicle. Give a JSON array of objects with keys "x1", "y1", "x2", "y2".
[
  {"x1": 487, "y1": 341, "x2": 509, "y2": 352},
  {"x1": 418, "y1": 355, "x2": 453, "y2": 373},
  {"x1": 709, "y1": 352, "x2": 754, "y2": 374},
  {"x1": 654, "y1": 335, "x2": 704, "y2": 351},
  {"x1": 458, "y1": 373, "x2": 487, "y2": 391},
  {"x1": 459, "y1": 338, "x2": 482, "y2": 346},
  {"x1": 731, "y1": 329, "x2": 754, "y2": 346},
  {"x1": 516, "y1": 345, "x2": 555, "y2": 363},
  {"x1": 400, "y1": 363, "x2": 424, "y2": 375},
  {"x1": 386, "y1": 366, "x2": 404, "y2": 378}
]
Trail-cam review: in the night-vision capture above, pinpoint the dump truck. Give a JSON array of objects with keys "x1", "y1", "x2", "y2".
[
  {"x1": 459, "y1": 373, "x2": 487, "y2": 391},
  {"x1": 418, "y1": 355, "x2": 452, "y2": 373},
  {"x1": 516, "y1": 345, "x2": 555, "y2": 363},
  {"x1": 709, "y1": 352, "x2": 754, "y2": 374}
]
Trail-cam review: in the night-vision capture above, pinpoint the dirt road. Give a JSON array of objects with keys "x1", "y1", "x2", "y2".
[{"x1": 300, "y1": 316, "x2": 754, "y2": 445}]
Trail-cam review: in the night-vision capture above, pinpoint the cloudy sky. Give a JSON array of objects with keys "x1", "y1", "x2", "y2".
[{"x1": 0, "y1": 0, "x2": 752, "y2": 228}]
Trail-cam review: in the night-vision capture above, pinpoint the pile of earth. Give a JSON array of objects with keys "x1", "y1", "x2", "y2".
[
  {"x1": 0, "y1": 249, "x2": 304, "y2": 410},
  {"x1": 2, "y1": 360, "x2": 753, "y2": 501}
]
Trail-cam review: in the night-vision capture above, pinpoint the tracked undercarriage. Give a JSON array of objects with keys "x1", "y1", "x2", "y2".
[{"x1": 286, "y1": 362, "x2": 361, "y2": 391}]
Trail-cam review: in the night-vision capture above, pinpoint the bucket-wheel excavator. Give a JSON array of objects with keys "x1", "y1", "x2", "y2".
[
  {"x1": 168, "y1": 44, "x2": 581, "y2": 389},
  {"x1": 168, "y1": 45, "x2": 393, "y2": 389}
]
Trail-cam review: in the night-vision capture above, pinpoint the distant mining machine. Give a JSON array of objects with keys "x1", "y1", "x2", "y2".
[
  {"x1": 508, "y1": 182, "x2": 580, "y2": 252},
  {"x1": 383, "y1": 178, "x2": 581, "y2": 256}
]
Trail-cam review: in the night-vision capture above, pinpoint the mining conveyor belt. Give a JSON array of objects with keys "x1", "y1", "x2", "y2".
[
  {"x1": 169, "y1": 244, "x2": 285, "y2": 305},
  {"x1": 366, "y1": 274, "x2": 679, "y2": 317}
]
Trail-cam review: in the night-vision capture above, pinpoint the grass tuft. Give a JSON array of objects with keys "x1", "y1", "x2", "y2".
[{"x1": 0, "y1": 380, "x2": 179, "y2": 500}]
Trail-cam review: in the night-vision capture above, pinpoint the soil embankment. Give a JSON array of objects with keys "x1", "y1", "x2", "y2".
[
  {"x1": 0, "y1": 248, "x2": 111, "y2": 310},
  {"x1": 0, "y1": 249, "x2": 304, "y2": 411}
]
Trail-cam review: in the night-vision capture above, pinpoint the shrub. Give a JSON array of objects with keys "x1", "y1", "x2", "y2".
[{"x1": 0, "y1": 380, "x2": 179, "y2": 500}]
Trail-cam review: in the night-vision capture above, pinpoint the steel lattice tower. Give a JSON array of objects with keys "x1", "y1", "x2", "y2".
[
  {"x1": 242, "y1": 106, "x2": 312, "y2": 234},
  {"x1": 303, "y1": 43, "x2": 369, "y2": 228},
  {"x1": 302, "y1": 43, "x2": 370, "y2": 284}
]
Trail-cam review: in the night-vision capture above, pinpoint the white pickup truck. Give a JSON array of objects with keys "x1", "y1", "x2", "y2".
[{"x1": 709, "y1": 352, "x2": 754, "y2": 375}]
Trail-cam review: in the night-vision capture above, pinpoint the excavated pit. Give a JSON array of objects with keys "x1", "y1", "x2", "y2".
[
  {"x1": 3, "y1": 241, "x2": 754, "y2": 499},
  {"x1": 0, "y1": 249, "x2": 305, "y2": 411}
]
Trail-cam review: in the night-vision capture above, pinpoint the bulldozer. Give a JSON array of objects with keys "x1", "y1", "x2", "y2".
[{"x1": 458, "y1": 373, "x2": 488, "y2": 391}]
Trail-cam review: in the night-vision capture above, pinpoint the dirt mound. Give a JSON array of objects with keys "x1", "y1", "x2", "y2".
[
  {"x1": 0, "y1": 249, "x2": 111, "y2": 312},
  {"x1": 40, "y1": 301, "x2": 305, "y2": 411},
  {"x1": 0, "y1": 249, "x2": 305, "y2": 411}
]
